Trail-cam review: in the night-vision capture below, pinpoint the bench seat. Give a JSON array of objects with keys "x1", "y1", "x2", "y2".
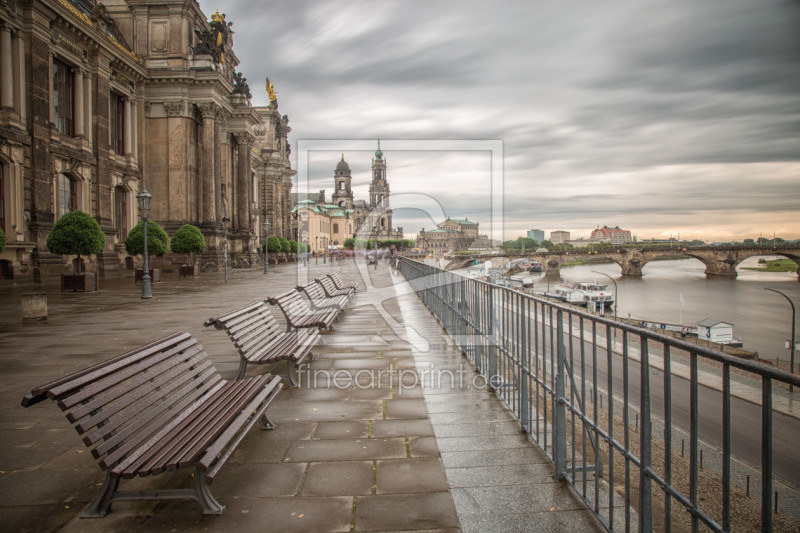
[
  {"x1": 204, "y1": 301, "x2": 319, "y2": 385},
  {"x1": 316, "y1": 275, "x2": 355, "y2": 299},
  {"x1": 267, "y1": 288, "x2": 339, "y2": 331},
  {"x1": 298, "y1": 281, "x2": 349, "y2": 311},
  {"x1": 328, "y1": 272, "x2": 359, "y2": 292},
  {"x1": 21, "y1": 332, "x2": 282, "y2": 518}
]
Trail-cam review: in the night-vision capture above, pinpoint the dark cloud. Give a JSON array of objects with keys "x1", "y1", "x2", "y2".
[{"x1": 200, "y1": 0, "x2": 800, "y2": 240}]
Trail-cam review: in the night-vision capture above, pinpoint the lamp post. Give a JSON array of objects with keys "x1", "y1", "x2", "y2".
[
  {"x1": 759, "y1": 286, "x2": 796, "y2": 389},
  {"x1": 263, "y1": 220, "x2": 271, "y2": 274},
  {"x1": 323, "y1": 236, "x2": 327, "y2": 264},
  {"x1": 136, "y1": 188, "x2": 153, "y2": 299},
  {"x1": 221, "y1": 216, "x2": 230, "y2": 283},
  {"x1": 592, "y1": 270, "x2": 618, "y2": 317},
  {"x1": 315, "y1": 236, "x2": 319, "y2": 265}
]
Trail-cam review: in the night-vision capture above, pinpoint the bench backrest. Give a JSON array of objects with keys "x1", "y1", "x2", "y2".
[
  {"x1": 203, "y1": 302, "x2": 283, "y2": 358},
  {"x1": 268, "y1": 288, "x2": 314, "y2": 319},
  {"x1": 22, "y1": 332, "x2": 225, "y2": 472},
  {"x1": 317, "y1": 275, "x2": 347, "y2": 297},
  {"x1": 298, "y1": 281, "x2": 330, "y2": 303}
]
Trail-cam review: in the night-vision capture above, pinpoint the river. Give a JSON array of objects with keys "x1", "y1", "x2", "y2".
[{"x1": 527, "y1": 256, "x2": 800, "y2": 364}]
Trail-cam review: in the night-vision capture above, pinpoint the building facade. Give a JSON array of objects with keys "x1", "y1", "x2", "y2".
[
  {"x1": 0, "y1": 0, "x2": 294, "y2": 282},
  {"x1": 527, "y1": 229, "x2": 544, "y2": 242},
  {"x1": 590, "y1": 225, "x2": 632, "y2": 244},
  {"x1": 550, "y1": 230, "x2": 570, "y2": 244},
  {"x1": 416, "y1": 218, "x2": 483, "y2": 253},
  {"x1": 292, "y1": 142, "x2": 403, "y2": 251}
]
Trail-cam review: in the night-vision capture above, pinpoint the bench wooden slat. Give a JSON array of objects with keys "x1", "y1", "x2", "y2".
[
  {"x1": 297, "y1": 281, "x2": 349, "y2": 311},
  {"x1": 266, "y1": 289, "x2": 338, "y2": 331},
  {"x1": 316, "y1": 276, "x2": 355, "y2": 299},
  {"x1": 21, "y1": 332, "x2": 282, "y2": 517},
  {"x1": 205, "y1": 301, "x2": 321, "y2": 383},
  {"x1": 328, "y1": 272, "x2": 359, "y2": 292}
]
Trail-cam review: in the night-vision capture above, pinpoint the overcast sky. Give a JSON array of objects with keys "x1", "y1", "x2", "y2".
[{"x1": 198, "y1": 0, "x2": 800, "y2": 242}]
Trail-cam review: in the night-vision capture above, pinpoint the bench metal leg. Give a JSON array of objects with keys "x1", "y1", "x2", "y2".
[
  {"x1": 195, "y1": 469, "x2": 225, "y2": 515},
  {"x1": 235, "y1": 359, "x2": 248, "y2": 381},
  {"x1": 258, "y1": 413, "x2": 276, "y2": 430},
  {"x1": 287, "y1": 362, "x2": 300, "y2": 388},
  {"x1": 81, "y1": 471, "x2": 118, "y2": 518}
]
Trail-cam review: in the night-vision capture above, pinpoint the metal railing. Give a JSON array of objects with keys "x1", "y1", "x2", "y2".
[{"x1": 399, "y1": 258, "x2": 800, "y2": 533}]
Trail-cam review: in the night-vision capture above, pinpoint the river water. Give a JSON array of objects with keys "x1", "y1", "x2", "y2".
[{"x1": 527, "y1": 256, "x2": 800, "y2": 363}]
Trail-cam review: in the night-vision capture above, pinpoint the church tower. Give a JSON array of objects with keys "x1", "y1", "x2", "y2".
[
  {"x1": 331, "y1": 155, "x2": 354, "y2": 209},
  {"x1": 368, "y1": 139, "x2": 393, "y2": 236}
]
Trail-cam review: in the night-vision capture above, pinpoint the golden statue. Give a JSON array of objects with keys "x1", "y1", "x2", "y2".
[{"x1": 265, "y1": 77, "x2": 278, "y2": 103}]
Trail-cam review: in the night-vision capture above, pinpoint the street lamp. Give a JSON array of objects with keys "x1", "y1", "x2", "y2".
[
  {"x1": 222, "y1": 215, "x2": 230, "y2": 283},
  {"x1": 323, "y1": 236, "x2": 327, "y2": 264},
  {"x1": 758, "y1": 286, "x2": 796, "y2": 389},
  {"x1": 315, "y1": 236, "x2": 319, "y2": 265},
  {"x1": 592, "y1": 270, "x2": 618, "y2": 317},
  {"x1": 136, "y1": 188, "x2": 152, "y2": 299},
  {"x1": 263, "y1": 220, "x2": 271, "y2": 274}
]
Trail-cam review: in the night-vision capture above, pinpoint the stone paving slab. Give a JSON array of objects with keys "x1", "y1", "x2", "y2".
[{"x1": 0, "y1": 259, "x2": 604, "y2": 532}]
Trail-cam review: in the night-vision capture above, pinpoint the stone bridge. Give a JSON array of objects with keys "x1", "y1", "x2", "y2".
[{"x1": 444, "y1": 246, "x2": 800, "y2": 278}]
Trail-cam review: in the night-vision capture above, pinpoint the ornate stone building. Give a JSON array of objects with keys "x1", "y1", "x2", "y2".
[
  {"x1": 416, "y1": 217, "x2": 484, "y2": 253},
  {"x1": 0, "y1": 0, "x2": 294, "y2": 282}
]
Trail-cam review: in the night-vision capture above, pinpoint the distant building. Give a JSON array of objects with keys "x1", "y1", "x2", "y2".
[
  {"x1": 551, "y1": 230, "x2": 571, "y2": 244},
  {"x1": 527, "y1": 229, "x2": 545, "y2": 242},
  {"x1": 416, "y1": 218, "x2": 484, "y2": 253},
  {"x1": 590, "y1": 226, "x2": 632, "y2": 244}
]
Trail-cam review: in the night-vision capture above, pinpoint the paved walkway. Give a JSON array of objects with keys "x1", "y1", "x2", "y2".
[{"x1": 0, "y1": 259, "x2": 604, "y2": 532}]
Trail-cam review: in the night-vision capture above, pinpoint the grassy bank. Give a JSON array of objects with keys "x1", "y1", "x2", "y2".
[{"x1": 742, "y1": 258, "x2": 798, "y2": 272}]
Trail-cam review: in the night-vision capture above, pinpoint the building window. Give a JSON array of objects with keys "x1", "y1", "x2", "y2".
[
  {"x1": 110, "y1": 92, "x2": 125, "y2": 155},
  {"x1": 339, "y1": 181, "x2": 345, "y2": 190},
  {"x1": 114, "y1": 186, "x2": 127, "y2": 240},
  {"x1": 53, "y1": 59, "x2": 74, "y2": 136},
  {"x1": 333, "y1": 223, "x2": 339, "y2": 233},
  {"x1": 57, "y1": 173, "x2": 77, "y2": 219}
]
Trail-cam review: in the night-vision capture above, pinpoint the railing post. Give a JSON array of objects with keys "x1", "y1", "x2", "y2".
[
  {"x1": 639, "y1": 336, "x2": 653, "y2": 532},
  {"x1": 554, "y1": 308, "x2": 567, "y2": 480},
  {"x1": 488, "y1": 286, "x2": 498, "y2": 390}
]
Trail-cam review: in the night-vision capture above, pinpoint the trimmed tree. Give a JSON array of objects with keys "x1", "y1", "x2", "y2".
[
  {"x1": 46, "y1": 210, "x2": 106, "y2": 273},
  {"x1": 0, "y1": 226, "x2": 5, "y2": 254},
  {"x1": 343, "y1": 237, "x2": 355, "y2": 250},
  {"x1": 297, "y1": 241, "x2": 309, "y2": 254},
  {"x1": 289, "y1": 240, "x2": 298, "y2": 254},
  {"x1": 279, "y1": 237, "x2": 290, "y2": 254},
  {"x1": 125, "y1": 220, "x2": 169, "y2": 262},
  {"x1": 170, "y1": 224, "x2": 206, "y2": 263},
  {"x1": 266, "y1": 236, "x2": 282, "y2": 254}
]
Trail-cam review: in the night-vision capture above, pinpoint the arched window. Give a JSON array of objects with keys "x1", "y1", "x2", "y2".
[
  {"x1": 52, "y1": 58, "x2": 75, "y2": 136},
  {"x1": 57, "y1": 173, "x2": 77, "y2": 219},
  {"x1": 114, "y1": 186, "x2": 128, "y2": 240},
  {"x1": 380, "y1": 218, "x2": 386, "y2": 228}
]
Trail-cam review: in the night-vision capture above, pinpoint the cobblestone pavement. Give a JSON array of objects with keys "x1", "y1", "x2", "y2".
[{"x1": 0, "y1": 259, "x2": 604, "y2": 532}]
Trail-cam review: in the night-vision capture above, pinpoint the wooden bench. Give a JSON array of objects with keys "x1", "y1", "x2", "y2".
[
  {"x1": 20, "y1": 332, "x2": 282, "y2": 518},
  {"x1": 316, "y1": 275, "x2": 355, "y2": 300},
  {"x1": 298, "y1": 280, "x2": 349, "y2": 311},
  {"x1": 329, "y1": 272, "x2": 359, "y2": 292},
  {"x1": 204, "y1": 301, "x2": 319, "y2": 385},
  {"x1": 266, "y1": 288, "x2": 339, "y2": 332}
]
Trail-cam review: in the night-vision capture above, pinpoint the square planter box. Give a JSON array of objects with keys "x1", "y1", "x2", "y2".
[
  {"x1": 135, "y1": 268, "x2": 162, "y2": 283},
  {"x1": 179, "y1": 264, "x2": 199, "y2": 277},
  {"x1": 62, "y1": 273, "x2": 97, "y2": 292}
]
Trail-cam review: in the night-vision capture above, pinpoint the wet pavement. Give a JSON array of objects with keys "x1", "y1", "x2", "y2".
[{"x1": 0, "y1": 258, "x2": 605, "y2": 532}]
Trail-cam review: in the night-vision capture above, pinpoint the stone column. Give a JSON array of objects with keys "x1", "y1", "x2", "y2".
[
  {"x1": 73, "y1": 69, "x2": 84, "y2": 137},
  {"x1": 234, "y1": 132, "x2": 254, "y2": 232},
  {"x1": 13, "y1": 28, "x2": 25, "y2": 121},
  {"x1": 131, "y1": 98, "x2": 137, "y2": 159},
  {"x1": 0, "y1": 24, "x2": 14, "y2": 109},
  {"x1": 123, "y1": 96, "x2": 132, "y2": 155},
  {"x1": 84, "y1": 72, "x2": 92, "y2": 144},
  {"x1": 198, "y1": 103, "x2": 217, "y2": 225},
  {"x1": 48, "y1": 53, "x2": 54, "y2": 124}
]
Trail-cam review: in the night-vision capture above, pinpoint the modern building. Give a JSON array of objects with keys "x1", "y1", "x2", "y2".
[
  {"x1": 416, "y1": 218, "x2": 484, "y2": 253},
  {"x1": 0, "y1": 0, "x2": 295, "y2": 282},
  {"x1": 527, "y1": 229, "x2": 544, "y2": 242},
  {"x1": 590, "y1": 226, "x2": 633, "y2": 244},
  {"x1": 551, "y1": 230, "x2": 570, "y2": 244}
]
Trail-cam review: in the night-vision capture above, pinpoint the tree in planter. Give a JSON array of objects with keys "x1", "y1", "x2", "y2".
[
  {"x1": 125, "y1": 220, "x2": 169, "y2": 268},
  {"x1": 279, "y1": 237, "x2": 290, "y2": 254},
  {"x1": 266, "y1": 235, "x2": 281, "y2": 263},
  {"x1": 297, "y1": 241, "x2": 309, "y2": 254},
  {"x1": 170, "y1": 224, "x2": 206, "y2": 264},
  {"x1": 0, "y1": 226, "x2": 5, "y2": 254},
  {"x1": 46, "y1": 210, "x2": 106, "y2": 273},
  {"x1": 289, "y1": 240, "x2": 298, "y2": 254}
]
